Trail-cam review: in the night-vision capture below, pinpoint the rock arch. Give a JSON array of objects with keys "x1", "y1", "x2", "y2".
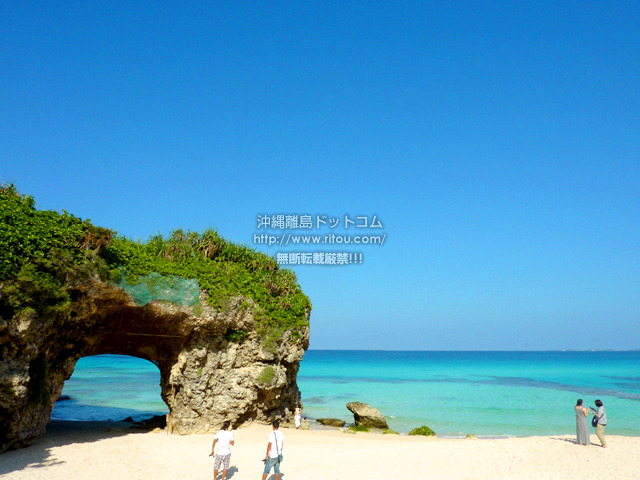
[{"x1": 0, "y1": 279, "x2": 309, "y2": 452}]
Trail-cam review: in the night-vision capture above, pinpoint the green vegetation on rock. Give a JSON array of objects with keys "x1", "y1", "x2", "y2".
[
  {"x1": 348, "y1": 425, "x2": 370, "y2": 433},
  {"x1": 382, "y1": 428, "x2": 399, "y2": 435},
  {"x1": 0, "y1": 184, "x2": 110, "y2": 324},
  {"x1": 101, "y1": 229, "x2": 311, "y2": 341},
  {"x1": 409, "y1": 425, "x2": 436, "y2": 436},
  {"x1": 225, "y1": 328, "x2": 249, "y2": 342},
  {"x1": 257, "y1": 366, "x2": 276, "y2": 385},
  {"x1": 0, "y1": 185, "x2": 311, "y2": 348}
]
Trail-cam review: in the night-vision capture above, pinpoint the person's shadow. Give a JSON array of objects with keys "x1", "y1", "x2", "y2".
[
  {"x1": 550, "y1": 437, "x2": 594, "y2": 446},
  {"x1": 214, "y1": 466, "x2": 239, "y2": 479},
  {"x1": 265, "y1": 474, "x2": 285, "y2": 480}
]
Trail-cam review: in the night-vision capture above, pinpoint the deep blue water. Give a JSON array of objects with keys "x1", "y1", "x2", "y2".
[{"x1": 52, "y1": 350, "x2": 640, "y2": 437}]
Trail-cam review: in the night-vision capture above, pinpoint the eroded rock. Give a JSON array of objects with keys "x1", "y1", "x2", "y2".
[
  {"x1": 317, "y1": 418, "x2": 346, "y2": 427},
  {"x1": 346, "y1": 401, "x2": 388, "y2": 429},
  {"x1": 0, "y1": 278, "x2": 309, "y2": 451}
]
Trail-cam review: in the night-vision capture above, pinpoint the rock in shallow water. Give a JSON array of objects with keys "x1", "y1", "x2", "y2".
[
  {"x1": 346, "y1": 401, "x2": 389, "y2": 429},
  {"x1": 317, "y1": 418, "x2": 346, "y2": 427}
]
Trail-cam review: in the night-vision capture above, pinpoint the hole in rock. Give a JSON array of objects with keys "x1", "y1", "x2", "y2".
[{"x1": 51, "y1": 354, "x2": 169, "y2": 423}]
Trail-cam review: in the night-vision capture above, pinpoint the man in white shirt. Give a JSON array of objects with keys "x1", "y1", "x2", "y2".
[
  {"x1": 211, "y1": 420, "x2": 234, "y2": 480},
  {"x1": 262, "y1": 420, "x2": 285, "y2": 480}
]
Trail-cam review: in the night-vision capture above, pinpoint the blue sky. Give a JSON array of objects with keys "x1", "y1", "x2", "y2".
[{"x1": 2, "y1": 1, "x2": 639, "y2": 350}]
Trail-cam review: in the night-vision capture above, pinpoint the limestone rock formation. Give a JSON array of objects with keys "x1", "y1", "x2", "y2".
[
  {"x1": 0, "y1": 186, "x2": 311, "y2": 453},
  {"x1": 317, "y1": 418, "x2": 346, "y2": 427},
  {"x1": 346, "y1": 401, "x2": 389, "y2": 429},
  {"x1": 0, "y1": 276, "x2": 309, "y2": 452}
]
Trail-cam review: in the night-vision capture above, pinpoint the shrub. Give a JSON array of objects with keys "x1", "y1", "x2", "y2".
[
  {"x1": 0, "y1": 184, "x2": 89, "y2": 279},
  {"x1": 409, "y1": 425, "x2": 436, "y2": 436},
  {"x1": 257, "y1": 366, "x2": 276, "y2": 385},
  {"x1": 348, "y1": 425, "x2": 370, "y2": 433},
  {"x1": 225, "y1": 329, "x2": 249, "y2": 342},
  {"x1": 0, "y1": 184, "x2": 106, "y2": 325}
]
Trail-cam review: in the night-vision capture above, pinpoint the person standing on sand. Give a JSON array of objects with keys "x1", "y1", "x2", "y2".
[
  {"x1": 294, "y1": 405, "x2": 302, "y2": 429},
  {"x1": 574, "y1": 399, "x2": 590, "y2": 445},
  {"x1": 262, "y1": 420, "x2": 285, "y2": 480},
  {"x1": 592, "y1": 399, "x2": 607, "y2": 448},
  {"x1": 211, "y1": 420, "x2": 234, "y2": 480}
]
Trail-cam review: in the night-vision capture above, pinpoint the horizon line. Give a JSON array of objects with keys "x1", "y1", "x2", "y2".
[{"x1": 304, "y1": 348, "x2": 640, "y2": 352}]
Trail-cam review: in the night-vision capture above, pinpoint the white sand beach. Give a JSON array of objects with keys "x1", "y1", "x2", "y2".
[{"x1": 1, "y1": 421, "x2": 639, "y2": 480}]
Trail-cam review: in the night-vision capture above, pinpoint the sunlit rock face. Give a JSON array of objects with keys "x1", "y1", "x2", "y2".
[{"x1": 0, "y1": 277, "x2": 309, "y2": 452}]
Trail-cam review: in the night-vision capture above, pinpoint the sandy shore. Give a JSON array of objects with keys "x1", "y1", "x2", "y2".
[{"x1": 1, "y1": 421, "x2": 639, "y2": 480}]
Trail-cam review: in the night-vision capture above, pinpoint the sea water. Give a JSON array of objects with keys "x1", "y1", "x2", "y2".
[
  {"x1": 51, "y1": 354, "x2": 169, "y2": 422},
  {"x1": 52, "y1": 350, "x2": 640, "y2": 437},
  {"x1": 298, "y1": 350, "x2": 640, "y2": 437}
]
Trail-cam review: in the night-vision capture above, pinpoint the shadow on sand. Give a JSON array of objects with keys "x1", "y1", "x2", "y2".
[
  {"x1": 550, "y1": 436, "x2": 599, "y2": 447},
  {"x1": 214, "y1": 465, "x2": 239, "y2": 479},
  {"x1": 0, "y1": 420, "x2": 142, "y2": 475}
]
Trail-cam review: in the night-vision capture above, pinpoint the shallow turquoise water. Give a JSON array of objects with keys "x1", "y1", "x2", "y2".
[
  {"x1": 298, "y1": 351, "x2": 640, "y2": 437},
  {"x1": 52, "y1": 350, "x2": 640, "y2": 437},
  {"x1": 52, "y1": 354, "x2": 169, "y2": 422}
]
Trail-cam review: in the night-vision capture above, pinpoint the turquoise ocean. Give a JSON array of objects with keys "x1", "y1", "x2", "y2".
[{"x1": 52, "y1": 350, "x2": 640, "y2": 438}]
